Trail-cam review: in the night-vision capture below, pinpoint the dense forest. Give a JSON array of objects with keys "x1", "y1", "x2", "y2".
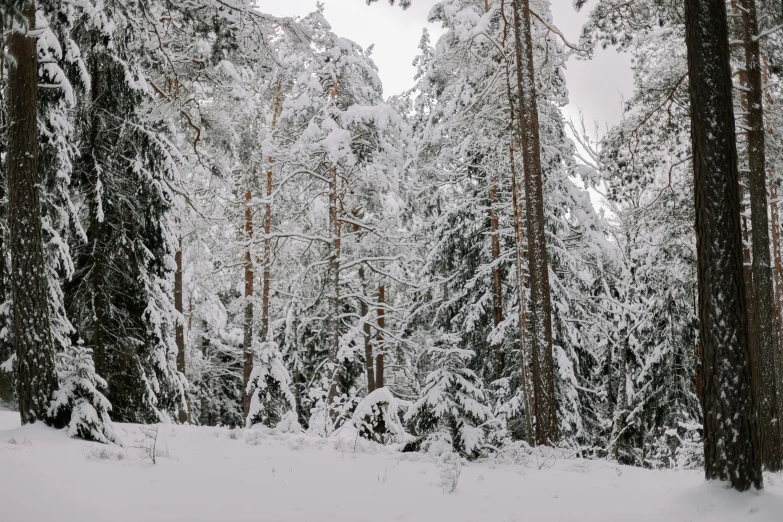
[{"x1": 1, "y1": 0, "x2": 782, "y2": 495}]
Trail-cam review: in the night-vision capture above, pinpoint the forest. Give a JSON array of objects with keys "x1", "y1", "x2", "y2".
[{"x1": 1, "y1": 0, "x2": 783, "y2": 516}]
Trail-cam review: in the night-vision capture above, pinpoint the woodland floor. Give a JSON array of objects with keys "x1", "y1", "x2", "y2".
[{"x1": 1, "y1": 410, "x2": 782, "y2": 521}]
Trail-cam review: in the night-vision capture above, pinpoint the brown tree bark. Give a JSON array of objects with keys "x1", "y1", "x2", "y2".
[
  {"x1": 242, "y1": 189, "x2": 254, "y2": 418},
  {"x1": 512, "y1": 0, "x2": 557, "y2": 445},
  {"x1": 683, "y1": 0, "x2": 763, "y2": 490},
  {"x1": 375, "y1": 284, "x2": 385, "y2": 389},
  {"x1": 739, "y1": 0, "x2": 782, "y2": 472},
  {"x1": 7, "y1": 0, "x2": 58, "y2": 425}
]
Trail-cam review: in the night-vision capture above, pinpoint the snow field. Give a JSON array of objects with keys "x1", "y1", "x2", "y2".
[{"x1": 1, "y1": 411, "x2": 782, "y2": 522}]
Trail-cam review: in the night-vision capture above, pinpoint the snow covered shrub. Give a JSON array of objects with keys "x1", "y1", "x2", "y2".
[
  {"x1": 349, "y1": 387, "x2": 405, "y2": 444},
  {"x1": 246, "y1": 338, "x2": 297, "y2": 428},
  {"x1": 404, "y1": 346, "x2": 493, "y2": 458},
  {"x1": 307, "y1": 388, "x2": 362, "y2": 437},
  {"x1": 49, "y1": 345, "x2": 117, "y2": 444},
  {"x1": 437, "y1": 452, "x2": 463, "y2": 494}
]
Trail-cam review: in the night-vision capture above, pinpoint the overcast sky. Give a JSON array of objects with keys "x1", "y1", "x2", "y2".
[{"x1": 262, "y1": 0, "x2": 634, "y2": 132}]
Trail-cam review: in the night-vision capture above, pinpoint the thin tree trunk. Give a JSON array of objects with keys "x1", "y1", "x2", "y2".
[
  {"x1": 261, "y1": 83, "x2": 282, "y2": 351},
  {"x1": 7, "y1": 0, "x2": 58, "y2": 426},
  {"x1": 683, "y1": 0, "x2": 763, "y2": 490},
  {"x1": 325, "y1": 77, "x2": 342, "y2": 420},
  {"x1": 490, "y1": 176, "x2": 505, "y2": 378},
  {"x1": 375, "y1": 284, "x2": 385, "y2": 389},
  {"x1": 353, "y1": 213, "x2": 374, "y2": 393},
  {"x1": 175, "y1": 232, "x2": 187, "y2": 423},
  {"x1": 739, "y1": 0, "x2": 782, "y2": 471},
  {"x1": 242, "y1": 188, "x2": 254, "y2": 418},
  {"x1": 512, "y1": 0, "x2": 557, "y2": 445}
]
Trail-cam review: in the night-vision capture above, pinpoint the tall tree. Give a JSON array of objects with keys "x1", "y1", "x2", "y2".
[
  {"x1": 6, "y1": 0, "x2": 58, "y2": 425},
  {"x1": 512, "y1": 0, "x2": 557, "y2": 445},
  {"x1": 683, "y1": 0, "x2": 763, "y2": 490},
  {"x1": 739, "y1": 0, "x2": 782, "y2": 472}
]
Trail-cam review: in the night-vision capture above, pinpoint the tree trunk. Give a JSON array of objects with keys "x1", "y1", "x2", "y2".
[
  {"x1": 490, "y1": 176, "x2": 505, "y2": 378},
  {"x1": 683, "y1": 0, "x2": 763, "y2": 490},
  {"x1": 511, "y1": 145, "x2": 535, "y2": 444},
  {"x1": 765, "y1": 55, "x2": 783, "y2": 452},
  {"x1": 739, "y1": 0, "x2": 782, "y2": 472},
  {"x1": 261, "y1": 83, "x2": 282, "y2": 350},
  {"x1": 512, "y1": 0, "x2": 557, "y2": 445},
  {"x1": 242, "y1": 189, "x2": 254, "y2": 418},
  {"x1": 375, "y1": 284, "x2": 385, "y2": 389},
  {"x1": 503, "y1": 43, "x2": 535, "y2": 443},
  {"x1": 326, "y1": 79, "x2": 342, "y2": 418},
  {"x1": 7, "y1": 0, "x2": 58, "y2": 425},
  {"x1": 175, "y1": 233, "x2": 187, "y2": 423}
]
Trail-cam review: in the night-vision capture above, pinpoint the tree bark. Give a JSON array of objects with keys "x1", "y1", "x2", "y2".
[
  {"x1": 175, "y1": 233, "x2": 187, "y2": 423},
  {"x1": 764, "y1": 55, "x2": 783, "y2": 453},
  {"x1": 739, "y1": 0, "x2": 782, "y2": 472},
  {"x1": 326, "y1": 78, "x2": 342, "y2": 419},
  {"x1": 242, "y1": 189, "x2": 254, "y2": 418},
  {"x1": 375, "y1": 284, "x2": 385, "y2": 389},
  {"x1": 7, "y1": 0, "x2": 58, "y2": 425},
  {"x1": 512, "y1": 0, "x2": 557, "y2": 445},
  {"x1": 261, "y1": 83, "x2": 282, "y2": 350},
  {"x1": 683, "y1": 0, "x2": 763, "y2": 490},
  {"x1": 511, "y1": 145, "x2": 535, "y2": 443},
  {"x1": 490, "y1": 176, "x2": 505, "y2": 378}
]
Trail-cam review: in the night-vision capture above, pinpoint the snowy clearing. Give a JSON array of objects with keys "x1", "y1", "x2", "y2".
[{"x1": 1, "y1": 411, "x2": 782, "y2": 522}]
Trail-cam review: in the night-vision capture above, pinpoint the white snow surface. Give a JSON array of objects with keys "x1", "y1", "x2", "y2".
[{"x1": 1, "y1": 411, "x2": 782, "y2": 521}]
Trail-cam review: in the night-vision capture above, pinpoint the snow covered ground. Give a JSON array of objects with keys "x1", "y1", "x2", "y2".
[{"x1": 1, "y1": 411, "x2": 782, "y2": 522}]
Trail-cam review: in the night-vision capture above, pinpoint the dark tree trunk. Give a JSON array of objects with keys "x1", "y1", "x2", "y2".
[
  {"x1": 503, "y1": 48, "x2": 534, "y2": 443},
  {"x1": 375, "y1": 284, "x2": 385, "y2": 389},
  {"x1": 490, "y1": 177, "x2": 505, "y2": 378},
  {"x1": 357, "y1": 261, "x2": 374, "y2": 392},
  {"x1": 7, "y1": 0, "x2": 58, "y2": 425},
  {"x1": 242, "y1": 189, "x2": 254, "y2": 418},
  {"x1": 175, "y1": 234, "x2": 187, "y2": 423},
  {"x1": 512, "y1": 0, "x2": 557, "y2": 445},
  {"x1": 740, "y1": 0, "x2": 782, "y2": 471},
  {"x1": 683, "y1": 0, "x2": 763, "y2": 491}
]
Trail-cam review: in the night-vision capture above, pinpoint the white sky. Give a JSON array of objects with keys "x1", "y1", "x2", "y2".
[{"x1": 262, "y1": 0, "x2": 634, "y2": 132}]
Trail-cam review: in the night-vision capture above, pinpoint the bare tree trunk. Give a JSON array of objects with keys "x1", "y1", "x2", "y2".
[
  {"x1": 242, "y1": 189, "x2": 254, "y2": 418},
  {"x1": 375, "y1": 284, "x2": 385, "y2": 389},
  {"x1": 511, "y1": 146, "x2": 535, "y2": 443},
  {"x1": 326, "y1": 163, "x2": 341, "y2": 415},
  {"x1": 683, "y1": 0, "x2": 763, "y2": 491},
  {"x1": 502, "y1": 25, "x2": 535, "y2": 442},
  {"x1": 354, "y1": 222, "x2": 374, "y2": 392},
  {"x1": 326, "y1": 79, "x2": 342, "y2": 419},
  {"x1": 512, "y1": 0, "x2": 557, "y2": 445},
  {"x1": 739, "y1": 0, "x2": 782, "y2": 472},
  {"x1": 175, "y1": 232, "x2": 188, "y2": 423},
  {"x1": 765, "y1": 55, "x2": 783, "y2": 452},
  {"x1": 7, "y1": 1, "x2": 58, "y2": 426},
  {"x1": 261, "y1": 83, "x2": 282, "y2": 353},
  {"x1": 490, "y1": 176, "x2": 505, "y2": 378}
]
